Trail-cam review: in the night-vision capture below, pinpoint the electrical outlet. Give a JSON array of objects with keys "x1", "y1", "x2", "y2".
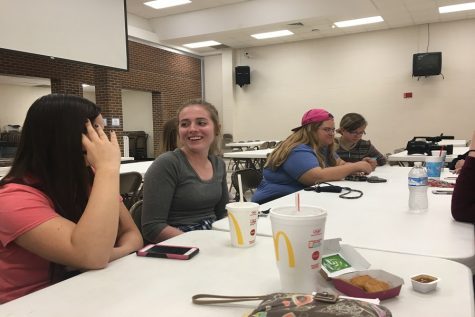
[{"x1": 111, "y1": 118, "x2": 120, "y2": 126}]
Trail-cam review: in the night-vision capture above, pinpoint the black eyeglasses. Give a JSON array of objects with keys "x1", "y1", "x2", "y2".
[
  {"x1": 348, "y1": 130, "x2": 366, "y2": 136},
  {"x1": 320, "y1": 127, "x2": 336, "y2": 134}
]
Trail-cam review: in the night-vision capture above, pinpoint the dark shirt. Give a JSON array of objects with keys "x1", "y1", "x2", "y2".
[
  {"x1": 451, "y1": 156, "x2": 475, "y2": 223},
  {"x1": 335, "y1": 138, "x2": 386, "y2": 166}
]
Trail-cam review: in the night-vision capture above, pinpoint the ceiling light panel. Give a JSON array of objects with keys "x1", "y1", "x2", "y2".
[
  {"x1": 183, "y1": 40, "x2": 221, "y2": 48},
  {"x1": 251, "y1": 30, "x2": 294, "y2": 39},
  {"x1": 439, "y1": 2, "x2": 475, "y2": 13},
  {"x1": 144, "y1": 0, "x2": 191, "y2": 10},
  {"x1": 334, "y1": 16, "x2": 384, "y2": 28}
]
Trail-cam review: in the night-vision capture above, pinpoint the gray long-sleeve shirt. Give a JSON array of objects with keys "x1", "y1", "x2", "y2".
[{"x1": 141, "y1": 149, "x2": 228, "y2": 242}]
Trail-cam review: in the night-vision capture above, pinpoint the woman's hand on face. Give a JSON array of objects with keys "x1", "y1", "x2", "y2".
[
  {"x1": 362, "y1": 157, "x2": 377, "y2": 170},
  {"x1": 82, "y1": 120, "x2": 121, "y2": 171}
]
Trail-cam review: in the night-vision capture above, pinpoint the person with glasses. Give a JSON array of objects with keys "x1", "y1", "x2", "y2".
[
  {"x1": 142, "y1": 99, "x2": 228, "y2": 243},
  {"x1": 252, "y1": 108, "x2": 374, "y2": 204},
  {"x1": 335, "y1": 113, "x2": 387, "y2": 167}
]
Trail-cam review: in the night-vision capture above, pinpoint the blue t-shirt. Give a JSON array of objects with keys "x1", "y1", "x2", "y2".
[{"x1": 252, "y1": 144, "x2": 338, "y2": 204}]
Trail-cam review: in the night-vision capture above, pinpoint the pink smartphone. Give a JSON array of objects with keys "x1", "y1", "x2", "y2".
[{"x1": 136, "y1": 244, "x2": 199, "y2": 260}]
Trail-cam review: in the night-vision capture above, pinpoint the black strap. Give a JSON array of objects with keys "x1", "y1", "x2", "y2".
[
  {"x1": 192, "y1": 294, "x2": 268, "y2": 305},
  {"x1": 339, "y1": 187, "x2": 363, "y2": 199},
  {"x1": 192, "y1": 292, "x2": 339, "y2": 305},
  {"x1": 304, "y1": 182, "x2": 363, "y2": 199}
]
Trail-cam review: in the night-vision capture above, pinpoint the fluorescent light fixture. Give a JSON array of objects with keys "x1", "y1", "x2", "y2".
[
  {"x1": 183, "y1": 40, "x2": 221, "y2": 48},
  {"x1": 251, "y1": 30, "x2": 294, "y2": 39},
  {"x1": 144, "y1": 0, "x2": 191, "y2": 10},
  {"x1": 439, "y1": 2, "x2": 475, "y2": 13},
  {"x1": 334, "y1": 16, "x2": 384, "y2": 28}
]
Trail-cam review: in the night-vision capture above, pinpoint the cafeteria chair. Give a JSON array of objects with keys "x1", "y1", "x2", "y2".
[
  {"x1": 259, "y1": 141, "x2": 270, "y2": 149},
  {"x1": 222, "y1": 133, "x2": 234, "y2": 153},
  {"x1": 129, "y1": 199, "x2": 150, "y2": 244},
  {"x1": 230, "y1": 168, "x2": 263, "y2": 202},
  {"x1": 120, "y1": 172, "x2": 143, "y2": 209},
  {"x1": 129, "y1": 199, "x2": 143, "y2": 230}
]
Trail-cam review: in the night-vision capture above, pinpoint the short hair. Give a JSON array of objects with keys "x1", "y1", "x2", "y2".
[
  {"x1": 339, "y1": 113, "x2": 367, "y2": 132},
  {"x1": 177, "y1": 99, "x2": 221, "y2": 155}
]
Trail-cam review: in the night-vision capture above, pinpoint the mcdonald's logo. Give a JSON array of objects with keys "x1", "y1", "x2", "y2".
[
  {"x1": 273, "y1": 231, "x2": 295, "y2": 267},
  {"x1": 228, "y1": 211, "x2": 244, "y2": 245}
]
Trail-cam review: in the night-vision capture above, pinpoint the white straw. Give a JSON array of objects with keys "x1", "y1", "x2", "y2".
[{"x1": 238, "y1": 174, "x2": 244, "y2": 203}]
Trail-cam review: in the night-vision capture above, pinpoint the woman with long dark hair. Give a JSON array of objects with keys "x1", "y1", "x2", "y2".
[{"x1": 0, "y1": 94, "x2": 143, "y2": 303}]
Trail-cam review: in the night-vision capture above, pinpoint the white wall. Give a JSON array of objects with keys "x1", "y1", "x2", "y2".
[
  {"x1": 203, "y1": 55, "x2": 224, "y2": 129},
  {"x1": 0, "y1": 84, "x2": 51, "y2": 130},
  {"x1": 121, "y1": 89, "x2": 154, "y2": 158},
  {"x1": 207, "y1": 19, "x2": 475, "y2": 154}
]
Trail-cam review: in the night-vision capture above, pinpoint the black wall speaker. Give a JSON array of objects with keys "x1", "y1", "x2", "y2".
[{"x1": 235, "y1": 66, "x2": 250, "y2": 87}]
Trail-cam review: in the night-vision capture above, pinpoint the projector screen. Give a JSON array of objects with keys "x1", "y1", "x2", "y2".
[{"x1": 0, "y1": 0, "x2": 128, "y2": 70}]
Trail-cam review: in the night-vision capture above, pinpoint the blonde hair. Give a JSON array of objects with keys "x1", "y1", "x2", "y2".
[
  {"x1": 177, "y1": 99, "x2": 221, "y2": 155},
  {"x1": 266, "y1": 122, "x2": 336, "y2": 170}
]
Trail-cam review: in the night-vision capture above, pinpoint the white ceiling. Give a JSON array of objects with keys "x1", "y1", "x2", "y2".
[
  {"x1": 126, "y1": 0, "x2": 475, "y2": 54},
  {"x1": 2, "y1": 0, "x2": 474, "y2": 85}
]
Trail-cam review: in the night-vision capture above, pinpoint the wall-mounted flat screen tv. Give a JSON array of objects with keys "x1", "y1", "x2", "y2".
[{"x1": 412, "y1": 52, "x2": 442, "y2": 77}]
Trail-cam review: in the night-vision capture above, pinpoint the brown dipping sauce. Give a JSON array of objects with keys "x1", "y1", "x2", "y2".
[{"x1": 413, "y1": 275, "x2": 437, "y2": 283}]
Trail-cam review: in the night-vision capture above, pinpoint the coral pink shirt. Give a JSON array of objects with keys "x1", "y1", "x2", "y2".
[{"x1": 0, "y1": 183, "x2": 58, "y2": 303}]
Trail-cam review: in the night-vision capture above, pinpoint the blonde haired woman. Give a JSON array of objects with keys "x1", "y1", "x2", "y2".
[
  {"x1": 252, "y1": 108, "x2": 374, "y2": 204},
  {"x1": 142, "y1": 99, "x2": 228, "y2": 243}
]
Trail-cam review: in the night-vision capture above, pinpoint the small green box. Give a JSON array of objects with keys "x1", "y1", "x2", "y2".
[{"x1": 322, "y1": 254, "x2": 351, "y2": 273}]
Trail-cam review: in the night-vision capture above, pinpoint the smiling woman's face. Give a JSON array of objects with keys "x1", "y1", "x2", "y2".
[{"x1": 178, "y1": 104, "x2": 215, "y2": 155}]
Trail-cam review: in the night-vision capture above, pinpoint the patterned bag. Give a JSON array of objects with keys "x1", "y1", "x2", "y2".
[{"x1": 192, "y1": 292, "x2": 392, "y2": 317}]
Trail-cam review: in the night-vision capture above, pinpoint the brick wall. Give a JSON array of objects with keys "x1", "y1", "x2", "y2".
[{"x1": 0, "y1": 40, "x2": 202, "y2": 156}]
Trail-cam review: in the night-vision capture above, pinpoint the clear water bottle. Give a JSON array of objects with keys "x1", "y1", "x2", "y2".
[{"x1": 408, "y1": 162, "x2": 428, "y2": 212}]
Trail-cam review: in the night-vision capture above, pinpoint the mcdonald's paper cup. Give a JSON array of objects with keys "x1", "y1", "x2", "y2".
[
  {"x1": 226, "y1": 202, "x2": 259, "y2": 248},
  {"x1": 270, "y1": 205, "x2": 327, "y2": 292},
  {"x1": 426, "y1": 155, "x2": 444, "y2": 178}
]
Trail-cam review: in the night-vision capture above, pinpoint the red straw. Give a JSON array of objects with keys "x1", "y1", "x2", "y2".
[
  {"x1": 439, "y1": 145, "x2": 444, "y2": 157},
  {"x1": 295, "y1": 192, "x2": 300, "y2": 212}
]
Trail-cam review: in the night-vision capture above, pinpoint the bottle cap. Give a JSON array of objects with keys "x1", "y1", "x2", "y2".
[{"x1": 414, "y1": 162, "x2": 423, "y2": 167}]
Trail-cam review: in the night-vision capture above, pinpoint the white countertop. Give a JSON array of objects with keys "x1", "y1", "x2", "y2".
[
  {"x1": 1, "y1": 230, "x2": 473, "y2": 317},
  {"x1": 0, "y1": 166, "x2": 11, "y2": 179},
  {"x1": 438, "y1": 139, "x2": 467, "y2": 147},
  {"x1": 388, "y1": 147, "x2": 468, "y2": 162},
  {"x1": 223, "y1": 148, "x2": 274, "y2": 159},
  {"x1": 119, "y1": 161, "x2": 154, "y2": 176},
  {"x1": 213, "y1": 166, "x2": 475, "y2": 268}
]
